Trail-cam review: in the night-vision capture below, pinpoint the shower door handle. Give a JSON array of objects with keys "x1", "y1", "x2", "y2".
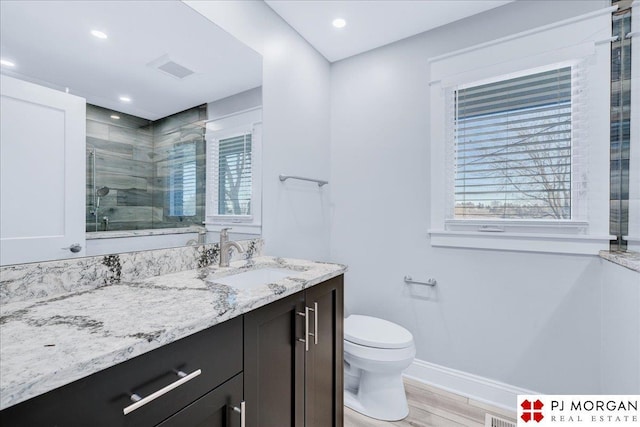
[{"x1": 61, "y1": 243, "x2": 82, "y2": 253}]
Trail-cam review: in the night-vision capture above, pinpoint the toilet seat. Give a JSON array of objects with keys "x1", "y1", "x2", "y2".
[
  {"x1": 344, "y1": 315, "x2": 413, "y2": 349},
  {"x1": 344, "y1": 339, "x2": 416, "y2": 364}
]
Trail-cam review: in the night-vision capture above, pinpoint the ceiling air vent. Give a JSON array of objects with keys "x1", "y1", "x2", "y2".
[
  {"x1": 485, "y1": 414, "x2": 516, "y2": 427},
  {"x1": 148, "y1": 55, "x2": 194, "y2": 79}
]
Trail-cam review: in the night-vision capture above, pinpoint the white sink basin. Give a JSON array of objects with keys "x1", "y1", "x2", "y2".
[{"x1": 214, "y1": 267, "x2": 304, "y2": 289}]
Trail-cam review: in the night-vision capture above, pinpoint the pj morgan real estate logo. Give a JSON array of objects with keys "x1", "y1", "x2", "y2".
[{"x1": 517, "y1": 395, "x2": 639, "y2": 426}]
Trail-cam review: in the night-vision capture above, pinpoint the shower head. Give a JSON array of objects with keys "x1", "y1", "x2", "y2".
[
  {"x1": 96, "y1": 186, "x2": 110, "y2": 197},
  {"x1": 95, "y1": 186, "x2": 110, "y2": 209}
]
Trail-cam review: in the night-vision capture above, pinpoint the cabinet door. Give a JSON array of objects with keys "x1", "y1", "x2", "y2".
[
  {"x1": 156, "y1": 373, "x2": 243, "y2": 427},
  {"x1": 304, "y1": 276, "x2": 344, "y2": 427},
  {"x1": 0, "y1": 75, "x2": 86, "y2": 265},
  {"x1": 243, "y1": 291, "x2": 305, "y2": 427}
]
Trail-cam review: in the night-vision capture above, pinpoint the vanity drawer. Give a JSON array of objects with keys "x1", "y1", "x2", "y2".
[
  {"x1": 0, "y1": 316, "x2": 243, "y2": 427},
  {"x1": 156, "y1": 372, "x2": 243, "y2": 427}
]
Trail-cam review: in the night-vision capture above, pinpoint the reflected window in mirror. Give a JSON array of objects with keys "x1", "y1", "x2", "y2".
[
  {"x1": 167, "y1": 142, "x2": 197, "y2": 217},
  {"x1": 216, "y1": 133, "x2": 252, "y2": 216},
  {"x1": 206, "y1": 108, "x2": 262, "y2": 233}
]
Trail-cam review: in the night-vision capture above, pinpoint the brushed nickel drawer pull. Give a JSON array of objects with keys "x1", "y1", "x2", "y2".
[
  {"x1": 306, "y1": 304, "x2": 317, "y2": 345},
  {"x1": 123, "y1": 369, "x2": 202, "y2": 415},
  {"x1": 297, "y1": 307, "x2": 310, "y2": 352},
  {"x1": 313, "y1": 302, "x2": 318, "y2": 345},
  {"x1": 233, "y1": 401, "x2": 246, "y2": 427}
]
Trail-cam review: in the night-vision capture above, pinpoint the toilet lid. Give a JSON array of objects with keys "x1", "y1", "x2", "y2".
[{"x1": 344, "y1": 315, "x2": 413, "y2": 349}]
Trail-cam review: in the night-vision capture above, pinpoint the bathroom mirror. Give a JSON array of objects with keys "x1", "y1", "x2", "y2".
[{"x1": 0, "y1": 0, "x2": 262, "y2": 257}]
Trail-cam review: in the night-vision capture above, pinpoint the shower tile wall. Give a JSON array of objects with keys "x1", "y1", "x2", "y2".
[
  {"x1": 152, "y1": 105, "x2": 207, "y2": 229},
  {"x1": 86, "y1": 105, "x2": 154, "y2": 231},
  {"x1": 86, "y1": 104, "x2": 206, "y2": 232},
  {"x1": 610, "y1": 1, "x2": 632, "y2": 248}
]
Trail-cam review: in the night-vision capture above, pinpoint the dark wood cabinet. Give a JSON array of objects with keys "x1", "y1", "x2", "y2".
[
  {"x1": 243, "y1": 290, "x2": 306, "y2": 427},
  {"x1": 156, "y1": 373, "x2": 243, "y2": 427},
  {"x1": 0, "y1": 316, "x2": 243, "y2": 427},
  {"x1": 0, "y1": 275, "x2": 344, "y2": 427},
  {"x1": 244, "y1": 275, "x2": 344, "y2": 427},
  {"x1": 304, "y1": 276, "x2": 344, "y2": 427}
]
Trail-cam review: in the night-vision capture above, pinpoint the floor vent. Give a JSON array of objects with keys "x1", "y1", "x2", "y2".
[{"x1": 485, "y1": 413, "x2": 516, "y2": 427}]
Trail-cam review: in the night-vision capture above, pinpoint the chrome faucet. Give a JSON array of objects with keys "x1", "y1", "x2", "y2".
[
  {"x1": 197, "y1": 227, "x2": 206, "y2": 245},
  {"x1": 219, "y1": 228, "x2": 244, "y2": 267},
  {"x1": 186, "y1": 226, "x2": 207, "y2": 246}
]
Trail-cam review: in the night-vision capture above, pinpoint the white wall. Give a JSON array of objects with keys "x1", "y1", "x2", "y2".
[
  {"x1": 185, "y1": 0, "x2": 332, "y2": 261},
  {"x1": 600, "y1": 259, "x2": 640, "y2": 394},
  {"x1": 329, "y1": 0, "x2": 628, "y2": 396}
]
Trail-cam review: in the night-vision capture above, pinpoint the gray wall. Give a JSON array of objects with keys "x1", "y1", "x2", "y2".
[
  {"x1": 187, "y1": 1, "x2": 332, "y2": 261},
  {"x1": 329, "y1": 0, "x2": 634, "y2": 395},
  {"x1": 189, "y1": 0, "x2": 639, "y2": 398},
  {"x1": 208, "y1": 86, "x2": 262, "y2": 119}
]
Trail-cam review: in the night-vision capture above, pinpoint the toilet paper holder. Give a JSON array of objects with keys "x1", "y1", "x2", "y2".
[{"x1": 403, "y1": 276, "x2": 437, "y2": 287}]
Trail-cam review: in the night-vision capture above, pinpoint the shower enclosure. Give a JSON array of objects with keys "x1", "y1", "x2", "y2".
[{"x1": 85, "y1": 104, "x2": 206, "y2": 232}]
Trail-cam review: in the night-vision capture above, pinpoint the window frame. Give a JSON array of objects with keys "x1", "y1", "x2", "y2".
[
  {"x1": 205, "y1": 108, "x2": 262, "y2": 234},
  {"x1": 450, "y1": 62, "x2": 578, "y2": 224},
  {"x1": 428, "y1": 7, "x2": 614, "y2": 254}
]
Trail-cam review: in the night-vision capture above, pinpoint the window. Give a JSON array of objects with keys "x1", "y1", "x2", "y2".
[
  {"x1": 428, "y1": 7, "x2": 612, "y2": 254},
  {"x1": 206, "y1": 108, "x2": 262, "y2": 232},
  {"x1": 216, "y1": 133, "x2": 252, "y2": 216},
  {"x1": 167, "y1": 142, "x2": 197, "y2": 217},
  {"x1": 454, "y1": 66, "x2": 574, "y2": 220}
]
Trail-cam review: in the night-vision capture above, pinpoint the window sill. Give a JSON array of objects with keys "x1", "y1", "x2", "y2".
[
  {"x1": 428, "y1": 229, "x2": 613, "y2": 255},
  {"x1": 205, "y1": 222, "x2": 261, "y2": 235}
]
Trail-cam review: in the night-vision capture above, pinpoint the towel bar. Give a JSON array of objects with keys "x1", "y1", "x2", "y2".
[
  {"x1": 404, "y1": 275, "x2": 437, "y2": 287},
  {"x1": 279, "y1": 174, "x2": 328, "y2": 187}
]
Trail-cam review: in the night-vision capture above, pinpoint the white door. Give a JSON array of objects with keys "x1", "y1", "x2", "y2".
[{"x1": 1, "y1": 75, "x2": 86, "y2": 265}]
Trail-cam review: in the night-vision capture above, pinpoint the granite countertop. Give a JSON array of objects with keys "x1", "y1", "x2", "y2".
[
  {"x1": 0, "y1": 256, "x2": 346, "y2": 410},
  {"x1": 599, "y1": 250, "x2": 640, "y2": 273}
]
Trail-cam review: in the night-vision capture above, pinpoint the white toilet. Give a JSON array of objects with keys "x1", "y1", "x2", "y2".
[{"x1": 343, "y1": 315, "x2": 416, "y2": 421}]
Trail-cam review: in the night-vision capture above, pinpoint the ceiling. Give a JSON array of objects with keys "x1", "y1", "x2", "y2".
[
  {"x1": 265, "y1": 0, "x2": 514, "y2": 62},
  {"x1": 0, "y1": 1, "x2": 262, "y2": 121}
]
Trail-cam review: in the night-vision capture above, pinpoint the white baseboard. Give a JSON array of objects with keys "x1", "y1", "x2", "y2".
[{"x1": 404, "y1": 358, "x2": 538, "y2": 412}]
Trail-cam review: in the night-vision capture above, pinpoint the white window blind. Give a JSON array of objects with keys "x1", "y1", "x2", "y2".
[
  {"x1": 453, "y1": 65, "x2": 584, "y2": 220},
  {"x1": 167, "y1": 142, "x2": 196, "y2": 217},
  {"x1": 211, "y1": 133, "x2": 252, "y2": 217}
]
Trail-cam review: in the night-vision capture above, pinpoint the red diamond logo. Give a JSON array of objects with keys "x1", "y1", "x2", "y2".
[{"x1": 521, "y1": 399, "x2": 544, "y2": 423}]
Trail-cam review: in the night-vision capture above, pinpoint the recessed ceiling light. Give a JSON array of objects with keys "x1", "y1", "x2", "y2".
[
  {"x1": 332, "y1": 18, "x2": 346, "y2": 29},
  {"x1": 119, "y1": 96, "x2": 131, "y2": 103},
  {"x1": 0, "y1": 59, "x2": 16, "y2": 67},
  {"x1": 91, "y1": 30, "x2": 108, "y2": 39},
  {"x1": 110, "y1": 115, "x2": 120, "y2": 120}
]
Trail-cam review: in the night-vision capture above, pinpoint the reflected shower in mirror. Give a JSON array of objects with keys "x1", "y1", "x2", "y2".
[{"x1": 85, "y1": 104, "x2": 207, "y2": 232}]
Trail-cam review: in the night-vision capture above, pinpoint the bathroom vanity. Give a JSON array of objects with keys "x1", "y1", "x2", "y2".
[{"x1": 0, "y1": 256, "x2": 345, "y2": 427}]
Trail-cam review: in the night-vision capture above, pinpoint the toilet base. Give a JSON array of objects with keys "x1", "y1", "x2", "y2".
[{"x1": 344, "y1": 371, "x2": 409, "y2": 421}]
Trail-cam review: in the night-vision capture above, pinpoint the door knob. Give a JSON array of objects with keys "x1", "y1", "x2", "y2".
[{"x1": 61, "y1": 243, "x2": 82, "y2": 253}]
